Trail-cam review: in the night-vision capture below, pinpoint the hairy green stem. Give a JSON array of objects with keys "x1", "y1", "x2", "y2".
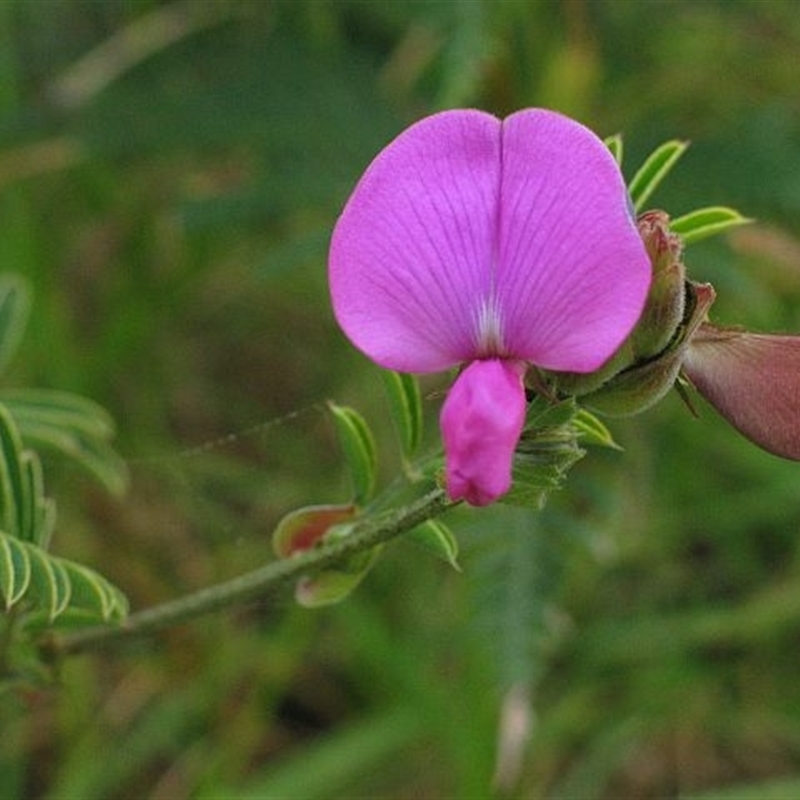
[{"x1": 43, "y1": 488, "x2": 453, "y2": 659}]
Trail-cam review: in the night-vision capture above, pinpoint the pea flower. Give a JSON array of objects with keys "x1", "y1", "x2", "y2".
[{"x1": 329, "y1": 109, "x2": 651, "y2": 505}]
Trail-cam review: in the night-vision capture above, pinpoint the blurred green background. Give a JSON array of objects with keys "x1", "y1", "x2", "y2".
[{"x1": 3, "y1": 1, "x2": 800, "y2": 798}]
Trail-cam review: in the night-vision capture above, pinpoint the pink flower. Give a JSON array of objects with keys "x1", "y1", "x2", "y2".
[{"x1": 329, "y1": 109, "x2": 651, "y2": 505}]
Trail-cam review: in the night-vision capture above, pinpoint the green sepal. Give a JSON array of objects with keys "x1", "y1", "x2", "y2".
[
  {"x1": 408, "y1": 519, "x2": 460, "y2": 571},
  {"x1": 629, "y1": 139, "x2": 689, "y2": 212},
  {"x1": 506, "y1": 397, "x2": 585, "y2": 509},
  {"x1": 327, "y1": 402, "x2": 377, "y2": 505},
  {"x1": 670, "y1": 206, "x2": 751, "y2": 245},
  {"x1": 572, "y1": 409, "x2": 622, "y2": 450},
  {"x1": 382, "y1": 371, "x2": 423, "y2": 460},
  {"x1": 523, "y1": 394, "x2": 578, "y2": 429}
]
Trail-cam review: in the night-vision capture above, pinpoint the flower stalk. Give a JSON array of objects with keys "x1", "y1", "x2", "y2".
[{"x1": 42, "y1": 488, "x2": 454, "y2": 659}]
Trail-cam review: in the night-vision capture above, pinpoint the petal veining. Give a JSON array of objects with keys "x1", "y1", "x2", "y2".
[
  {"x1": 475, "y1": 295, "x2": 505, "y2": 356},
  {"x1": 329, "y1": 110, "x2": 502, "y2": 373},
  {"x1": 496, "y1": 109, "x2": 651, "y2": 373}
]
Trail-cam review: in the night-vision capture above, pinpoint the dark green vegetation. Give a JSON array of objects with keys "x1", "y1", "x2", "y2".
[{"x1": 3, "y1": 1, "x2": 800, "y2": 797}]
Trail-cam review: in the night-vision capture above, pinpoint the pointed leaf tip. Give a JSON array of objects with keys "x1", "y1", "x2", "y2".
[
  {"x1": 629, "y1": 139, "x2": 689, "y2": 212},
  {"x1": 670, "y1": 206, "x2": 752, "y2": 245},
  {"x1": 604, "y1": 133, "x2": 624, "y2": 166},
  {"x1": 573, "y1": 409, "x2": 622, "y2": 450},
  {"x1": 408, "y1": 519, "x2": 460, "y2": 570}
]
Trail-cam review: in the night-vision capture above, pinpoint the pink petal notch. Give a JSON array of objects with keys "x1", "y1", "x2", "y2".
[
  {"x1": 682, "y1": 325, "x2": 800, "y2": 460},
  {"x1": 440, "y1": 359, "x2": 527, "y2": 506},
  {"x1": 496, "y1": 110, "x2": 651, "y2": 372},
  {"x1": 329, "y1": 110, "x2": 502, "y2": 373}
]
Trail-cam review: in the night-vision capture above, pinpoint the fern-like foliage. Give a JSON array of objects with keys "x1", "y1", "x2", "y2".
[
  {"x1": 0, "y1": 403, "x2": 127, "y2": 626},
  {"x1": 1, "y1": 534, "x2": 128, "y2": 625},
  {"x1": 0, "y1": 275, "x2": 128, "y2": 495},
  {"x1": 0, "y1": 274, "x2": 128, "y2": 683}
]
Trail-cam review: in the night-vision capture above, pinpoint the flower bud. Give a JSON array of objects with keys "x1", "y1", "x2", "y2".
[
  {"x1": 584, "y1": 281, "x2": 716, "y2": 416},
  {"x1": 629, "y1": 211, "x2": 686, "y2": 360}
]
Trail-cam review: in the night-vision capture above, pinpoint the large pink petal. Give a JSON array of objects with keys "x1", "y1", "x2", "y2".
[
  {"x1": 329, "y1": 110, "x2": 501, "y2": 373},
  {"x1": 682, "y1": 324, "x2": 800, "y2": 460},
  {"x1": 496, "y1": 110, "x2": 651, "y2": 372}
]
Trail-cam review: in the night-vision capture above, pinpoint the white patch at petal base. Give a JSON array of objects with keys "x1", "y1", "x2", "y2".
[{"x1": 475, "y1": 297, "x2": 505, "y2": 357}]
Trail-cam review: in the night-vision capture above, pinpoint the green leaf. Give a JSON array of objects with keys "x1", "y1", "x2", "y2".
[
  {"x1": 20, "y1": 451, "x2": 55, "y2": 549},
  {"x1": 64, "y1": 560, "x2": 129, "y2": 621},
  {"x1": 0, "y1": 403, "x2": 29, "y2": 540},
  {"x1": 0, "y1": 388, "x2": 128, "y2": 496},
  {"x1": 327, "y1": 402, "x2": 377, "y2": 506},
  {"x1": 294, "y1": 546, "x2": 380, "y2": 608},
  {"x1": 604, "y1": 133, "x2": 624, "y2": 166},
  {"x1": 0, "y1": 404, "x2": 58, "y2": 547},
  {"x1": 525, "y1": 394, "x2": 579, "y2": 430},
  {"x1": 572, "y1": 409, "x2": 622, "y2": 450},
  {"x1": 628, "y1": 139, "x2": 689, "y2": 212},
  {"x1": 408, "y1": 519, "x2": 460, "y2": 570},
  {"x1": 27, "y1": 544, "x2": 72, "y2": 621},
  {"x1": 295, "y1": 570, "x2": 366, "y2": 608},
  {"x1": 0, "y1": 274, "x2": 30, "y2": 379},
  {"x1": 0, "y1": 389, "x2": 115, "y2": 437},
  {"x1": 381, "y1": 371, "x2": 423, "y2": 460},
  {"x1": 669, "y1": 205, "x2": 752, "y2": 245},
  {"x1": 0, "y1": 533, "x2": 31, "y2": 609},
  {"x1": 0, "y1": 531, "x2": 128, "y2": 623}
]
